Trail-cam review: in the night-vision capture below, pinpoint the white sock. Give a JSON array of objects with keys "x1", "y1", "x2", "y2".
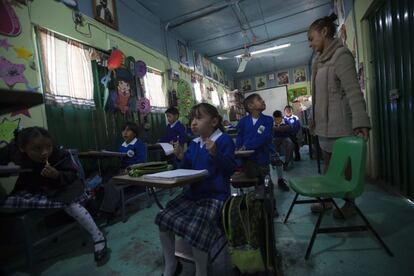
[
  {"x1": 159, "y1": 230, "x2": 177, "y2": 276},
  {"x1": 64, "y1": 203, "x2": 105, "y2": 251},
  {"x1": 192, "y1": 246, "x2": 208, "y2": 276}
]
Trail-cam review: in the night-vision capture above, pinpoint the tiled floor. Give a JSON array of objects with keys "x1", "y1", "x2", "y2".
[{"x1": 6, "y1": 147, "x2": 414, "y2": 275}]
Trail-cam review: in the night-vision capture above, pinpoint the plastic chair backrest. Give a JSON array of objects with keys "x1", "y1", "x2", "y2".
[{"x1": 325, "y1": 137, "x2": 367, "y2": 198}]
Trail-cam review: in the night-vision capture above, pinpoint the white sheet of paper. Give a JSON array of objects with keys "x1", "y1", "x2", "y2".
[
  {"x1": 143, "y1": 169, "x2": 208, "y2": 180},
  {"x1": 157, "y1": 143, "x2": 174, "y2": 156}
]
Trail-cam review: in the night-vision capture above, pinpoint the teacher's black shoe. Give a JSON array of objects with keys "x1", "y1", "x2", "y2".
[{"x1": 94, "y1": 239, "x2": 110, "y2": 266}]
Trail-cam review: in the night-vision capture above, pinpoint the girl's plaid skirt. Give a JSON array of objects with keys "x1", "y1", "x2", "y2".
[
  {"x1": 1, "y1": 191, "x2": 91, "y2": 209},
  {"x1": 155, "y1": 193, "x2": 224, "y2": 252}
]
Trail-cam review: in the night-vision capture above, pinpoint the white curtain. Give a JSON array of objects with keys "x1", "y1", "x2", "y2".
[
  {"x1": 39, "y1": 29, "x2": 95, "y2": 108},
  {"x1": 211, "y1": 88, "x2": 220, "y2": 107},
  {"x1": 143, "y1": 70, "x2": 167, "y2": 107}
]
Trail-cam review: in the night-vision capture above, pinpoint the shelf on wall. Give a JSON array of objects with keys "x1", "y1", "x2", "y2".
[{"x1": 0, "y1": 89, "x2": 44, "y2": 115}]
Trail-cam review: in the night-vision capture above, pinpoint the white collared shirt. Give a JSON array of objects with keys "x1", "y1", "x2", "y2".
[
  {"x1": 121, "y1": 137, "x2": 137, "y2": 147},
  {"x1": 193, "y1": 129, "x2": 223, "y2": 148},
  {"x1": 169, "y1": 120, "x2": 178, "y2": 128}
]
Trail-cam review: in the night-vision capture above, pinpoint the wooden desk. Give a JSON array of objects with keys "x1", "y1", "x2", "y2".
[
  {"x1": 113, "y1": 170, "x2": 207, "y2": 209},
  {"x1": 0, "y1": 165, "x2": 32, "y2": 176},
  {"x1": 0, "y1": 89, "x2": 44, "y2": 115}
]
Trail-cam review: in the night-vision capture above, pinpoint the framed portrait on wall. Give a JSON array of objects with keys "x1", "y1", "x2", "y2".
[
  {"x1": 241, "y1": 79, "x2": 252, "y2": 92},
  {"x1": 93, "y1": 0, "x2": 118, "y2": 30},
  {"x1": 178, "y1": 40, "x2": 188, "y2": 66},
  {"x1": 255, "y1": 75, "x2": 267, "y2": 90},
  {"x1": 293, "y1": 67, "x2": 306, "y2": 83},
  {"x1": 277, "y1": 71, "x2": 289, "y2": 85},
  {"x1": 193, "y1": 51, "x2": 203, "y2": 74}
]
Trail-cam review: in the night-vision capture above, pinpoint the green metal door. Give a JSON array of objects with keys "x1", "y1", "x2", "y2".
[{"x1": 370, "y1": 0, "x2": 414, "y2": 198}]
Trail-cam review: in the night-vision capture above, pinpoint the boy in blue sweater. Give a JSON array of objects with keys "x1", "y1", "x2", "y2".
[
  {"x1": 236, "y1": 93, "x2": 274, "y2": 180},
  {"x1": 158, "y1": 107, "x2": 187, "y2": 145},
  {"x1": 284, "y1": 105, "x2": 301, "y2": 161},
  {"x1": 99, "y1": 122, "x2": 146, "y2": 220}
]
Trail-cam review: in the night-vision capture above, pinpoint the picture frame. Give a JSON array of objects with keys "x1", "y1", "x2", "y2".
[
  {"x1": 178, "y1": 40, "x2": 189, "y2": 66},
  {"x1": 293, "y1": 67, "x2": 306, "y2": 83},
  {"x1": 93, "y1": 0, "x2": 118, "y2": 30},
  {"x1": 241, "y1": 79, "x2": 252, "y2": 92},
  {"x1": 193, "y1": 51, "x2": 203, "y2": 74},
  {"x1": 255, "y1": 75, "x2": 267, "y2": 90},
  {"x1": 277, "y1": 71, "x2": 289, "y2": 85}
]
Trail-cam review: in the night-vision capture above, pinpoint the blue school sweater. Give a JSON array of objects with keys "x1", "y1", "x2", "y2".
[
  {"x1": 284, "y1": 115, "x2": 301, "y2": 135},
  {"x1": 236, "y1": 113, "x2": 274, "y2": 166},
  {"x1": 119, "y1": 138, "x2": 147, "y2": 168},
  {"x1": 180, "y1": 129, "x2": 236, "y2": 201},
  {"x1": 158, "y1": 120, "x2": 187, "y2": 145}
]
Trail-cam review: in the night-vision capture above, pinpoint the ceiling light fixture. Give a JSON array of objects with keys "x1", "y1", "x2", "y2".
[{"x1": 235, "y1": 43, "x2": 291, "y2": 58}]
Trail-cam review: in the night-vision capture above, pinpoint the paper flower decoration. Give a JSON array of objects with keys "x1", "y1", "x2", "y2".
[
  {"x1": 137, "y1": 97, "x2": 151, "y2": 117},
  {"x1": 134, "y1": 60, "x2": 147, "y2": 78},
  {"x1": 107, "y1": 49, "x2": 124, "y2": 70},
  {"x1": 0, "y1": 117, "x2": 20, "y2": 143},
  {"x1": 0, "y1": 57, "x2": 28, "y2": 86}
]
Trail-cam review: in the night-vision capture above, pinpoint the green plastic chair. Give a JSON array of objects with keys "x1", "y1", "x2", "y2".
[{"x1": 283, "y1": 136, "x2": 393, "y2": 259}]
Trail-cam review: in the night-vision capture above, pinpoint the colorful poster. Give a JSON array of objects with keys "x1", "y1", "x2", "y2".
[
  {"x1": 293, "y1": 67, "x2": 306, "y2": 83},
  {"x1": 178, "y1": 40, "x2": 188, "y2": 66},
  {"x1": 288, "y1": 86, "x2": 308, "y2": 103},
  {"x1": 255, "y1": 75, "x2": 267, "y2": 90},
  {"x1": 193, "y1": 51, "x2": 203, "y2": 74},
  {"x1": 277, "y1": 71, "x2": 289, "y2": 85},
  {"x1": 241, "y1": 79, "x2": 252, "y2": 92},
  {"x1": 202, "y1": 57, "x2": 212, "y2": 78}
]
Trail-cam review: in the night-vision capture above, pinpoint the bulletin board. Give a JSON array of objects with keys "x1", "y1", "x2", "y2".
[{"x1": 244, "y1": 85, "x2": 288, "y2": 117}]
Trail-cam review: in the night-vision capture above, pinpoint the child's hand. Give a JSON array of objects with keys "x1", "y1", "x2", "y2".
[
  {"x1": 205, "y1": 139, "x2": 216, "y2": 156},
  {"x1": 172, "y1": 141, "x2": 184, "y2": 160},
  {"x1": 41, "y1": 163, "x2": 61, "y2": 179}
]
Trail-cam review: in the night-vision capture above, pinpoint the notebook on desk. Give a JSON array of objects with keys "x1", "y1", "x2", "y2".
[{"x1": 143, "y1": 169, "x2": 208, "y2": 180}]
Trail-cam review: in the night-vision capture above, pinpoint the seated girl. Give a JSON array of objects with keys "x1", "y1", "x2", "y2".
[
  {"x1": 155, "y1": 103, "x2": 236, "y2": 276},
  {"x1": 0, "y1": 127, "x2": 109, "y2": 265}
]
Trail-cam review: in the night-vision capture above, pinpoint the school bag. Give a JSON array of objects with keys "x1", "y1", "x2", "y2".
[
  {"x1": 127, "y1": 161, "x2": 172, "y2": 177},
  {"x1": 222, "y1": 191, "x2": 273, "y2": 273}
]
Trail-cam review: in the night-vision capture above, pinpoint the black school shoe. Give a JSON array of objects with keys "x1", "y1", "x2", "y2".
[
  {"x1": 94, "y1": 239, "x2": 110, "y2": 266},
  {"x1": 277, "y1": 178, "x2": 290, "y2": 192}
]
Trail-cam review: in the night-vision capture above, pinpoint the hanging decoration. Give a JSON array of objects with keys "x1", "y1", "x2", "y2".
[
  {"x1": 0, "y1": 0, "x2": 22, "y2": 36},
  {"x1": 13, "y1": 46, "x2": 33, "y2": 60},
  {"x1": 176, "y1": 79, "x2": 194, "y2": 124},
  {"x1": 0, "y1": 57, "x2": 28, "y2": 87},
  {"x1": 0, "y1": 38, "x2": 12, "y2": 50},
  {"x1": 0, "y1": 117, "x2": 20, "y2": 144},
  {"x1": 106, "y1": 67, "x2": 135, "y2": 115},
  {"x1": 107, "y1": 48, "x2": 124, "y2": 70},
  {"x1": 135, "y1": 60, "x2": 147, "y2": 78},
  {"x1": 101, "y1": 48, "x2": 125, "y2": 88},
  {"x1": 178, "y1": 64, "x2": 194, "y2": 75},
  {"x1": 137, "y1": 97, "x2": 151, "y2": 117}
]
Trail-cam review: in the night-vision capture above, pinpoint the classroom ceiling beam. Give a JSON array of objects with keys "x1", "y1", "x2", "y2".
[{"x1": 165, "y1": 0, "x2": 248, "y2": 30}]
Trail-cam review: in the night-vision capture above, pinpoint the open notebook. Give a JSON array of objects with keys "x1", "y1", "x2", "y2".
[
  {"x1": 157, "y1": 143, "x2": 174, "y2": 156},
  {"x1": 143, "y1": 169, "x2": 208, "y2": 180}
]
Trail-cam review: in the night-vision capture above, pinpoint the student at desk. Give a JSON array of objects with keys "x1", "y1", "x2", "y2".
[
  {"x1": 155, "y1": 103, "x2": 236, "y2": 276},
  {"x1": 158, "y1": 107, "x2": 186, "y2": 145},
  {"x1": 99, "y1": 122, "x2": 146, "y2": 220},
  {"x1": 0, "y1": 127, "x2": 109, "y2": 265}
]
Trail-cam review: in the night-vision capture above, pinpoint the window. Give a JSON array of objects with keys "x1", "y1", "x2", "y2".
[
  {"x1": 193, "y1": 80, "x2": 202, "y2": 103},
  {"x1": 143, "y1": 69, "x2": 167, "y2": 107},
  {"x1": 39, "y1": 29, "x2": 94, "y2": 108},
  {"x1": 211, "y1": 88, "x2": 220, "y2": 106}
]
